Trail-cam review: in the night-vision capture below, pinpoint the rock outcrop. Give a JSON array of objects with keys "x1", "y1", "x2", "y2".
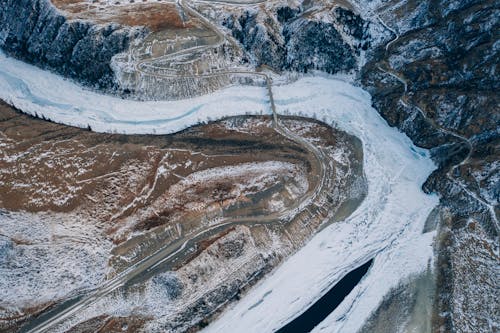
[
  {"x1": 362, "y1": 0, "x2": 498, "y2": 232},
  {"x1": 0, "y1": 0, "x2": 147, "y2": 90},
  {"x1": 0, "y1": 1, "x2": 367, "y2": 95},
  {"x1": 222, "y1": 5, "x2": 368, "y2": 73}
]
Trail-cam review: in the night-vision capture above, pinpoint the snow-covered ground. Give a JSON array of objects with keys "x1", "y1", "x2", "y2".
[
  {"x1": 0, "y1": 51, "x2": 438, "y2": 332},
  {"x1": 0, "y1": 211, "x2": 111, "y2": 309}
]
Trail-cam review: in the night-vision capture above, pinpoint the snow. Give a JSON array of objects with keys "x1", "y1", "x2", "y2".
[
  {"x1": 0, "y1": 51, "x2": 270, "y2": 135},
  {"x1": 0, "y1": 50, "x2": 438, "y2": 332},
  {"x1": 202, "y1": 75, "x2": 438, "y2": 333},
  {"x1": 0, "y1": 211, "x2": 111, "y2": 309}
]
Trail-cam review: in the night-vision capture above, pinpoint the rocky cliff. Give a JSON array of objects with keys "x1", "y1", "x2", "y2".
[
  {"x1": 0, "y1": 0, "x2": 366, "y2": 96},
  {"x1": 221, "y1": 4, "x2": 368, "y2": 73},
  {"x1": 0, "y1": 0, "x2": 147, "y2": 90}
]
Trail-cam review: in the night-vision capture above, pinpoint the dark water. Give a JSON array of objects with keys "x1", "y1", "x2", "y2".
[{"x1": 276, "y1": 259, "x2": 374, "y2": 333}]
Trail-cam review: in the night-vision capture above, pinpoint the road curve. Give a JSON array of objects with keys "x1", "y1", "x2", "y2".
[
  {"x1": 23, "y1": 98, "x2": 329, "y2": 333},
  {"x1": 23, "y1": 2, "x2": 333, "y2": 332}
]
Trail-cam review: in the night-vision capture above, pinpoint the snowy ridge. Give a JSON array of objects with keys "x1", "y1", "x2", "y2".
[{"x1": 0, "y1": 51, "x2": 438, "y2": 332}]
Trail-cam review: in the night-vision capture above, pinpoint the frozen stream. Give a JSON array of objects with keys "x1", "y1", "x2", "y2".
[{"x1": 0, "y1": 51, "x2": 438, "y2": 333}]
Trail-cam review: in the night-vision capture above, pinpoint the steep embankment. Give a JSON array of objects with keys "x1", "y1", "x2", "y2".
[
  {"x1": 0, "y1": 0, "x2": 147, "y2": 90},
  {"x1": 0, "y1": 1, "x2": 366, "y2": 97},
  {"x1": 362, "y1": 1, "x2": 498, "y2": 219}
]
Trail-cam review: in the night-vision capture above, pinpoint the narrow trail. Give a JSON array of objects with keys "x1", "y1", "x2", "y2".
[
  {"x1": 23, "y1": 106, "x2": 328, "y2": 333},
  {"x1": 375, "y1": 17, "x2": 499, "y2": 231},
  {"x1": 23, "y1": 103, "x2": 328, "y2": 333},
  {"x1": 23, "y1": 3, "x2": 332, "y2": 332}
]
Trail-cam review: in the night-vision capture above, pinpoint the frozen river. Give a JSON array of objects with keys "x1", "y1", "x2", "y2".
[{"x1": 0, "y1": 51, "x2": 438, "y2": 333}]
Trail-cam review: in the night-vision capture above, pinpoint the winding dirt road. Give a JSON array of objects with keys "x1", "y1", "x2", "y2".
[
  {"x1": 22, "y1": 2, "x2": 333, "y2": 332},
  {"x1": 23, "y1": 99, "x2": 329, "y2": 333}
]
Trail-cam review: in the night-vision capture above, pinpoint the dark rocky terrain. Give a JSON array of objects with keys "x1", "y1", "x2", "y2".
[
  {"x1": 361, "y1": 1, "x2": 499, "y2": 331},
  {"x1": 0, "y1": 0, "x2": 498, "y2": 332},
  {"x1": 222, "y1": 5, "x2": 368, "y2": 73},
  {"x1": 0, "y1": 0, "x2": 368, "y2": 92},
  {"x1": 0, "y1": 0, "x2": 147, "y2": 90}
]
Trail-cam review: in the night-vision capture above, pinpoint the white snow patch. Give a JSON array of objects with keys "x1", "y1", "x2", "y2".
[{"x1": 0, "y1": 212, "x2": 111, "y2": 309}]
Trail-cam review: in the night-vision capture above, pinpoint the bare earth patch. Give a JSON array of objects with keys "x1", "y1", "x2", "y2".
[{"x1": 51, "y1": 0, "x2": 192, "y2": 31}]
